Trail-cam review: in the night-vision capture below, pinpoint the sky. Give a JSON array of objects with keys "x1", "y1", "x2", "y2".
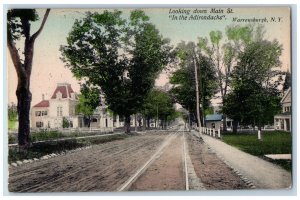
[{"x1": 7, "y1": 7, "x2": 291, "y2": 106}]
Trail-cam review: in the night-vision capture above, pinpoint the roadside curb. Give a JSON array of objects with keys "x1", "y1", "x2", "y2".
[
  {"x1": 9, "y1": 146, "x2": 93, "y2": 168},
  {"x1": 191, "y1": 130, "x2": 256, "y2": 189}
]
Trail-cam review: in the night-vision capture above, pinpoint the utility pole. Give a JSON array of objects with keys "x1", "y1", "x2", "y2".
[
  {"x1": 156, "y1": 103, "x2": 159, "y2": 129},
  {"x1": 188, "y1": 111, "x2": 191, "y2": 132},
  {"x1": 193, "y1": 54, "x2": 201, "y2": 137}
]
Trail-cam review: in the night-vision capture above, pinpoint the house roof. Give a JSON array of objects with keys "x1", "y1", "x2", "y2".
[
  {"x1": 51, "y1": 83, "x2": 75, "y2": 99},
  {"x1": 33, "y1": 100, "x2": 49, "y2": 108},
  {"x1": 281, "y1": 87, "x2": 291, "y2": 104},
  {"x1": 205, "y1": 114, "x2": 223, "y2": 121}
]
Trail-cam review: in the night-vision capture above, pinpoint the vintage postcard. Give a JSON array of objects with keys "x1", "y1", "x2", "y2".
[{"x1": 6, "y1": 6, "x2": 292, "y2": 193}]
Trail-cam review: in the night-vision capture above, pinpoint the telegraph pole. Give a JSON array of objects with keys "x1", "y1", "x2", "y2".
[
  {"x1": 156, "y1": 103, "x2": 159, "y2": 129},
  {"x1": 193, "y1": 54, "x2": 201, "y2": 137}
]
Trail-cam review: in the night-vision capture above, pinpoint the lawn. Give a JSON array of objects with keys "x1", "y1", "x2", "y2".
[
  {"x1": 8, "y1": 130, "x2": 114, "y2": 144},
  {"x1": 222, "y1": 131, "x2": 292, "y2": 171},
  {"x1": 8, "y1": 120, "x2": 17, "y2": 130}
]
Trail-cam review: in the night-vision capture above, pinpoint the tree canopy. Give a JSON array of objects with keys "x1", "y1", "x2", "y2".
[
  {"x1": 75, "y1": 85, "x2": 100, "y2": 127},
  {"x1": 60, "y1": 10, "x2": 171, "y2": 133},
  {"x1": 141, "y1": 89, "x2": 178, "y2": 128},
  {"x1": 223, "y1": 40, "x2": 283, "y2": 132},
  {"x1": 169, "y1": 41, "x2": 217, "y2": 126}
]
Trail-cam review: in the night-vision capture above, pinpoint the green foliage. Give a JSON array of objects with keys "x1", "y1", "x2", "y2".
[
  {"x1": 30, "y1": 131, "x2": 65, "y2": 142},
  {"x1": 142, "y1": 89, "x2": 177, "y2": 122},
  {"x1": 9, "y1": 134, "x2": 128, "y2": 163},
  {"x1": 209, "y1": 30, "x2": 222, "y2": 45},
  {"x1": 75, "y1": 85, "x2": 100, "y2": 117},
  {"x1": 62, "y1": 117, "x2": 70, "y2": 128},
  {"x1": 223, "y1": 40, "x2": 283, "y2": 127},
  {"x1": 7, "y1": 9, "x2": 39, "y2": 41},
  {"x1": 8, "y1": 103, "x2": 17, "y2": 121},
  {"x1": 8, "y1": 120, "x2": 17, "y2": 131},
  {"x1": 170, "y1": 41, "x2": 217, "y2": 118},
  {"x1": 226, "y1": 25, "x2": 253, "y2": 44},
  {"x1": 60, "y1": 10, "x2": 171, "y2": 123},
  {"x1": 9, "y1": 134, "x2": 16, "y2": 144},
  {"x1": 204, "y1": 107, "x2": 214, "y2": 116},
  {"x1": 8, "y1": 103, "x2": 18, "y2": 130},
  {"x1": 283, "y1": 71, "x2": 291, "y2": 92}
]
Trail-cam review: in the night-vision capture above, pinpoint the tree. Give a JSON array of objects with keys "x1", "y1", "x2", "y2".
[
  {"x1": 141, "y1": 89, "x2": 177, "y2": 129},
  {"x1": 75, "y1": 85, "x2": 100, "y2": 128},
  {"x1": 283, "y1": 71, "x2": 291, "y2": 92},
  {"x1": 223, "y1": 40, "x2": 283, "y2": 133},
  {"x1": 198, "y1": 25, "x2": 257, "y2": 131},
  {"x1": 60, "y1": 10, "x2": 170, "y2": 133},
  {"x1": 169, "y1": 41, "x2": 217, "y2": 127},
  {"x1": 7, "y1": 9, "x2": 50, "y2": 147}
]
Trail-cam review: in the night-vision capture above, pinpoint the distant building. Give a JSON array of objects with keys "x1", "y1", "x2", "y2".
[
  {"x1": 31, "y1": 83, "x2": 116, "y2": 129},
  {"x1": 31, "y1": 83, "x2": 80, "y2": 129},
  {"x1": 205, "y1": 114, "x2": 234, "y2": 130},
  {"x1": 30, "y1": 83, "x2": 142, "y2": 130},
  {"x1": 274, "y1": 87, "x2": 291, "y2": 131},
  {"x1": 205, "y1": 114, "x2": 223, "y2": 130}
]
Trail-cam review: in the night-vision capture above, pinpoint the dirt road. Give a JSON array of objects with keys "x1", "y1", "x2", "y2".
[
  {"x1": 9, "y1": 126, "x2": 251, "y2": 193},
  {"x1": 9, "y1": 132, "x2": 170, "y2": 192}
]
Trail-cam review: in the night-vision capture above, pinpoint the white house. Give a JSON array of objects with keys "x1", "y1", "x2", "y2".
[
  {"x1": 31, "y1": 83, "x2": 81, "y2": 129},
  {"x1": 31, "y1": 83, "x2": 143, "y2": 130},
  {"x1": 31, "y1": 83, "x2": 117, "y2": 129},
  {"x1": 274, "y1": 87, "x2": 291, "y2": 132}
]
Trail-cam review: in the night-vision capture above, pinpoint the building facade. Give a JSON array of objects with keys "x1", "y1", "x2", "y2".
[
  {"x1": 31, "y1": 83, "x2": 144, "y2": 130},
  {"x1": 31, "y1": 83, "x2": 116, "y2": 130},
  {"x1": 274, "y1": 88, "x2": 291, "y2": 132}
]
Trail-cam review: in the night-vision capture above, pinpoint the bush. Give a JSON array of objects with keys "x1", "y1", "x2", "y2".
[
  {"x1": 62, "y1": 117, "x2": 70, "y2": 128},
  {"x1": 8, "y1": 133, "x2": 129, "y2": 163},
  {"x1": 30, "y1": 131, "x2": 65, "y2": 142},
  {"x1": 8, "y1": 134, "x2": 16, "y2": 144}
]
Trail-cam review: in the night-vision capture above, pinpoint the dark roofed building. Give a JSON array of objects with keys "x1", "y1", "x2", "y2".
[
  {"x1": 33, "y1": 100, "x2": 50, "y2": 108},
  {"x1": 51, "y1": 83, "x2": 76, "y2": 99}
]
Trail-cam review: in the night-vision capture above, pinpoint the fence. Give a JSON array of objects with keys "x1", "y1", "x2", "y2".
[{"x1": 194, "y1": 127, "x2": 221, "y2": 139}]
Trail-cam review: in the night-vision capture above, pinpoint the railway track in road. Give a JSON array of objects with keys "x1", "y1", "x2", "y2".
[
  {"x1": 118, "y1": 125, "x2": 195, "y2": 191},
  {"x1": 9, "y1": 133, "x2": 172, "y2": 192},
  {"x1": 10, "y1": 123, "x2": 206, "y2": 192}
]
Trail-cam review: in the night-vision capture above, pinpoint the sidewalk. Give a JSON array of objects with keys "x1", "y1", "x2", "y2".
[{"x1": 192, "y1": 131, "x2": 292, "y2": 189}]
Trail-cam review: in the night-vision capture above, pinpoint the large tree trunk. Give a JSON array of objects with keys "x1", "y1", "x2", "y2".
[
  {"x1": 222, "y1": 114, "x2": 227, "y2": 131},
  {"x1": 7, "y1": 9, "x2": 50, "y2": 148},
  {"x1": 147, "y1": 117, "x2": 150, "y2": 128},
  {"x1": 232, "y1": 120, "x2": 238, "y2": 134},
  {"x1": 124, "y1": 115, "x2": 131, "y2": 134},
  {"x1": 16, "y1": 87, "x2": 32, "y2": 147},
  {"x1": 142, "y1": 116, "x2": 146, "y2": 131},
  {"x1": 134, "y1": 114, "x2": 137, "y2": 132}
]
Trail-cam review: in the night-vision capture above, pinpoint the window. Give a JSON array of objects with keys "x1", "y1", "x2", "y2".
[
  {"x1": 36, "y1": 121, "x2": 43, "y2": 128},
  {"x1": 56, "y1": 92, "x2": 62, "y2": 99},
  {"x1": 57, "y1": 107, "x2": 63, "y2": 116},
  {"x1": 42, "y1": 111, "x2": 47, "y2": 116},
  {"x1": 35, "y1": 111, "x2": 41, "y2": 116}
]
